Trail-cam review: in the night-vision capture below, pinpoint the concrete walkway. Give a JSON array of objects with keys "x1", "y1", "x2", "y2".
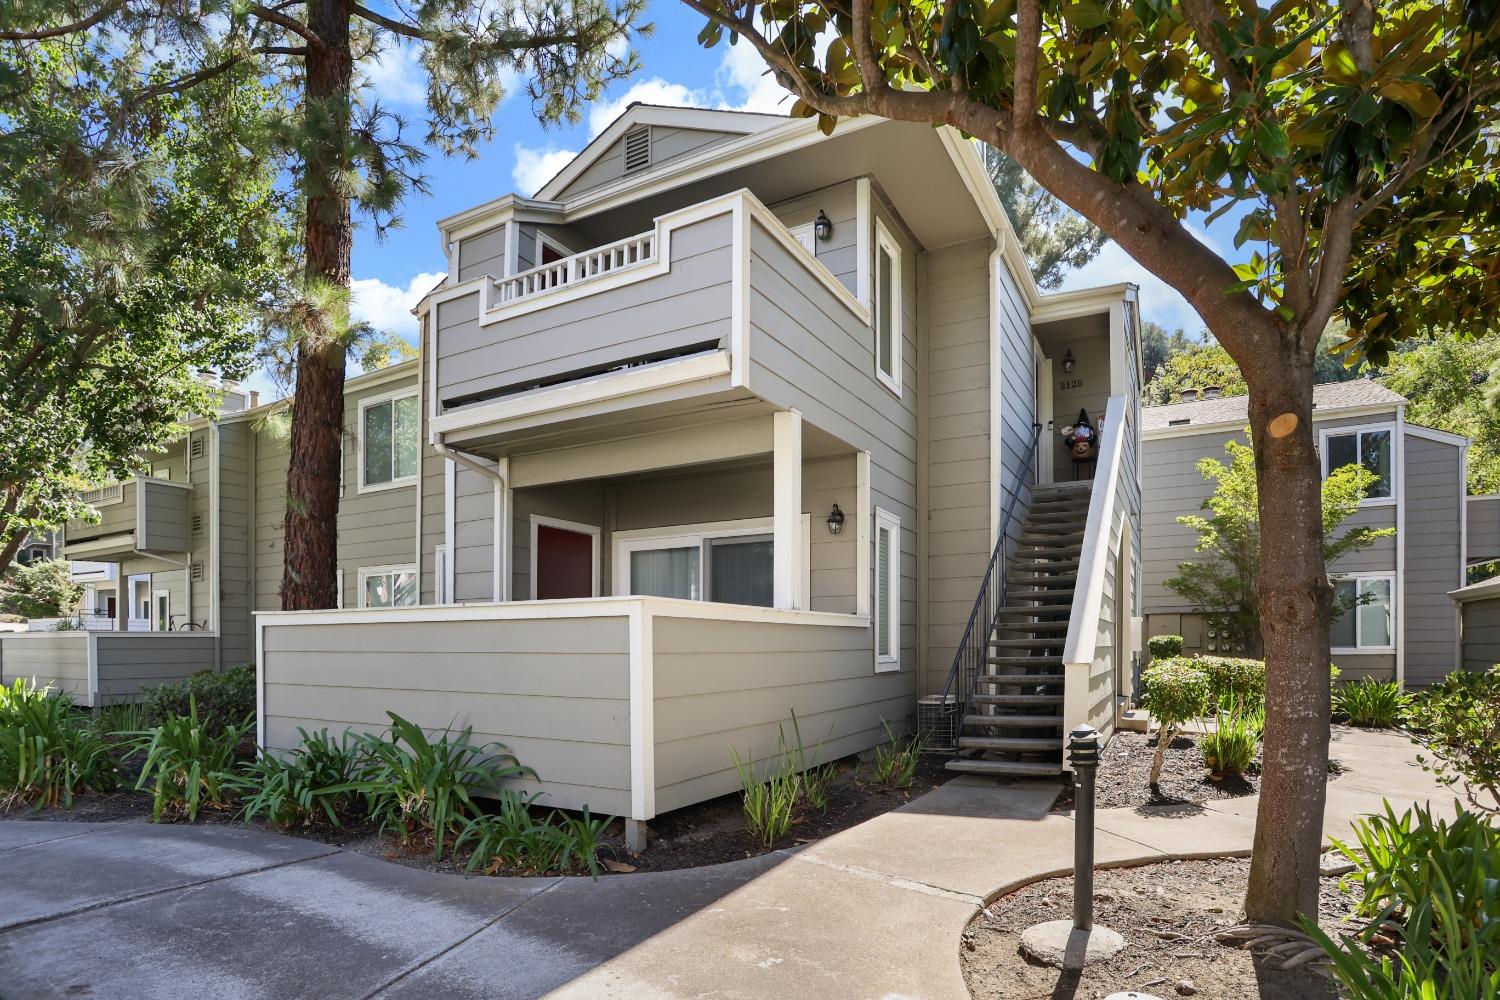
[{"x1": 0, "y1": 727, "x2": 1452, "y2": 1000}]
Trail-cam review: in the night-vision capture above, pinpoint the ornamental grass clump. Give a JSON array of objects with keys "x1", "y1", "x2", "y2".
[
  {"x1": 1334, "y1": 677, "x2": 1412, "y2": 729},
  {"x1": 1201, "y1": 699, "x2": 1263, "y2": 779},
  {"x1": 0, "y1": 678, "x2": 118, "y2": 810},
  {"x1": 1140, "y1": 657, "x2": 1210, "y2": 788},
  {"x1": 127, "y1": 696, "x2": 249, "y2": 821},
  {"x1": 230, "y1": 727, "x2": 365, "y2": 829},
  {"x1": 1404, "y1": 667, "x2": 1500, "y2": 815},
  {"x1": 1304, "y1": 803, "x2": 1500, "y2": 998},
  {"x1": 455, "y1": 795, "x2": 615, "y2": 878}
]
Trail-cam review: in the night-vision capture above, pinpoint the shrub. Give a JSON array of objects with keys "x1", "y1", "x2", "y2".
[
  {"x1": 1147, "y1": 634, "x2": 1184, "y2": 659},
  {"x1": 731, "y1": 745, "x2": 798, "y2": 847},
  {"x1": 1140, "y1": 657, "x2": 1210, "y2": 787},
  {"x1": 94, "y1": 700, "x2": 148, "y2": 737},
  {"x1": 455, "y1": 796, "x2": 614, "y2": 878},
  {"x1": 870, "y1": 719, "x2": 923, "y2": 789},
  {"x1": 1334, "y1": 677, "x2": 1412, "y2": 728},
  {"x1": 1197, "y1": 656, "x2": 1266, "y2": 708},
  {"x1": 231, "y1": 728, "x2": 365, "y2": 828},
  {"x1": 145, "y1": 666, "x2": 255, "y2": 735},
  {"x1": 1201, "y1": 699, "x2": 1262, "y2": 778},
  {"x1": 0, "y1": 678, "x2": 118, "y2": 809},
  {"x1": 1304, "y1": 803, "x2": 1500, "y2": 998},
  {"x1": 127, "y1": 696, "x2": 249, "y2": 821},
  {"x1": 349, "y1": 712, "x2": 534, "y2": 859},
  {"x1": 1404, "y1": 667, "x2": 1500, "y2": 815}
]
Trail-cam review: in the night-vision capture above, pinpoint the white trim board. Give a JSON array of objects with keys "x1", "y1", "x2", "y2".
[
  {"x1": 611, "y1": 515, "x2": 811, "y2": 608},
  {"x1": 1319, "y1": 421, "x2": 1399, "y2": 507},
  {"x1": 357, "y1": 385, "x2": 420, "y2": 494}
]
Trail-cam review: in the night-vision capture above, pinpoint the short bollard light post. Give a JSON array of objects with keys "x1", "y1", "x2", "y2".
[{"x1": 1068, "y1": 724, "x2": 1102, "y2": 932}]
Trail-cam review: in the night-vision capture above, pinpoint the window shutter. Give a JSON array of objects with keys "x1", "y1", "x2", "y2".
[{"x1": 623, "y1": 127, "x2": 651, "y2": 172}]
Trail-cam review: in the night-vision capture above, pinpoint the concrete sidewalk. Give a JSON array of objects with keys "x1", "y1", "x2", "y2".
[{"x1": 0, "y1": 726, "x2": 1452, "y2": 1000}]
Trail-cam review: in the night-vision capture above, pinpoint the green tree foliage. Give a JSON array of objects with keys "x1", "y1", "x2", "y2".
[
  {"x1": 0, "y1": 559, "x2": 83, "y2": 620},
  {"x1": 0, "y1": 41, "x2": 293, "y2": 575},
  {"x1": 1381, "y1": 332, "x2": 1500, "y2": 493},
  {"x1": 1141, "y1": 321, "x2": 1199, "y2": 383},
  {"x1": 985, "y1": 147, "x2": 1104, "y2": 289},
  {"x1": 3, "y1": 0, "x2": 645, "y2": 609},
  {"x1": 1167, "y1": 438, "x2": 1395, "y2": 654},
  {"x1": 1146, "y1": 341, "x2": 1249, "y2": 404}
]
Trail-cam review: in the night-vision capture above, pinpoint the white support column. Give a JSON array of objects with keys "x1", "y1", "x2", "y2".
[{"x1": 773, "y1": 409, "x2": 804, "y2": 611}]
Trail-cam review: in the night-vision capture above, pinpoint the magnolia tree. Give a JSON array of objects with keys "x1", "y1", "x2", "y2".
[
  {"x1": 4, "y1": 0, "x2": 646, "y2": 609},
  {"x1": 683, "y1": 0, "x2": 1500, "y2": 923}
]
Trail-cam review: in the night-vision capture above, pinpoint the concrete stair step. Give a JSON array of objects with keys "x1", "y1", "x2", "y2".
[
  {"x1": 975, "y1": 672, "x2": 1066, "y2": 685},
  {"x1": 989, "y1": 637, "x2": 1064, "y2": 648},
  {"x1": 944, "y1": 758, "x2": 1064, "y2": 777},
  {"x1": 1006, "y1": 589, "x2": 1076, "y2": 604},
  {"x1": 957, "y1": 735, "x2": 1061, "y2": 752},
  {"x1": 963, "y1": 713, "x2": 1065, "y2": 728},
  {"x1": 996, "y1": 604, "x2": 1073, "y2": 616},
  {"x1": 992, "y1": 620, "x2": 1069, "y2": 634},
  {"x1": 970, "y1": 693, "x2": 1064, "y2": 706}
]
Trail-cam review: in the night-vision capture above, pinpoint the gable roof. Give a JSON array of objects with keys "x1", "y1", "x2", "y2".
[
  {"x1": 533, "y1": 103, "x2": 791, "y2": 202},
  {"x1": 1143, "y1": 379, "x2": 1407, "y2": 434}
]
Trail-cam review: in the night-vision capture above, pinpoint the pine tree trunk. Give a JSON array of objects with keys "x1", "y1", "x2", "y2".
[
  {"x1": 1242, "y1": 355, "x2": 1334, "y2": 925},
  {"x1": 281, "y1": 0, "x2": 352, "y2": 611}
]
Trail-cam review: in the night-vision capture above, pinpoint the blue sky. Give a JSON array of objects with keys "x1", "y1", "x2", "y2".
[{"x1": 299, "y1": 0, "x2": 1234, "y2": 398}]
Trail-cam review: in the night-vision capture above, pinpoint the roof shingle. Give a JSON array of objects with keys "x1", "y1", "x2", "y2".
[{"x1": 1142, "y1": 380, "x2": 1407, "y2": 432}]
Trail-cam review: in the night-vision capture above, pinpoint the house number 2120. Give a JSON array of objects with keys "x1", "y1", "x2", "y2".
[{"x1": 1059, "y1": 378, "x2": 1084, "y2": 390}]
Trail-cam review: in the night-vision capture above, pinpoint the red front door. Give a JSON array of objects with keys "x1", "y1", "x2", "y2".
[{"x1": 535, "y1": 525, "x2": 595, "y2": 599}]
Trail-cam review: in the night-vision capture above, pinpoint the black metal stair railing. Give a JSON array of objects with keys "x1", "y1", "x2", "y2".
[{"x1": 937, "y1": 422, "x2": 1045, "y2": 736}]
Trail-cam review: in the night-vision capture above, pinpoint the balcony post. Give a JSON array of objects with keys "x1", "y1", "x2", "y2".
[{"x1": 773, "y1": 409, "x2": 803, "y2": 610}]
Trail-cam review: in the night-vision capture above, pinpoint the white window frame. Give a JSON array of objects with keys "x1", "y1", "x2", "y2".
[
  {"x1": 357, "y1": 563, "x2": 418, "y2": 608},
  {"x1": 335, "y1": 568, "x2": 344, "y2": 610},
  {"x1": 788, "y1": 222, "x2": 816, "y2": 254},
  {"x1": 872, "y1": 218, "x2": 903, "y2": 398},
  {"x1": 1320, "y1": 422, "x2": 1397, "y2": 507},
  {"x1": 433, "y1": 544, "x2": 449, "y2": 605},
  {"x1": 535, "y1": 229, "x2": 577, "y2": 264},
  {"x1": 530, "y1": 515, "x2": 601, "y2": 599},
  {"x1": 357, "y1": 387, "x2": 420, "y2": 494},
  {"x1": 874, "y1": 507, "x2": 901, "y2": 671},
  {"x1": 612, "y1": 516, "x2": 810, "y2": 606},
  {"x1": 1330, "y1": 572, "x2": 1397, "y2": 654},
  {"x1": 151, "y1": 589, "x2": 170, "y2": 632}
]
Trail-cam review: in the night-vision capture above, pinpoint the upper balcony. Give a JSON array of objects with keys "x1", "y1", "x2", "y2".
[
  {"x1": 62, "y1": 477, "x2": 194, "y2": 561},
  {"x1": 427, "y1": 189, "x2": 875, "y2": 453}
]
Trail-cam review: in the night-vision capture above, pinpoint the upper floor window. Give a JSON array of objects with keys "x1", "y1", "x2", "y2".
[
  {"x1": 360, "y1": 389, "x2": 419, "y2": 491},
  {"x1": 874, "y1": 219, "x2": 902, "y2": 396},
  {"x1": 1321, "y1": 425, "x2": 1393, "y2": 502}
]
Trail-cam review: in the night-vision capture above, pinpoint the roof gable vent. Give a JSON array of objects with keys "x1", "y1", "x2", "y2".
[{"x1": 623, "y1": 127, "x2": 651, "y2": 173}]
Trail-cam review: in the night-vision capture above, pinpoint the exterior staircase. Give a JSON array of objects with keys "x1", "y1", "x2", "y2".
[{"x1": 945, "y1": 479, "x2": 1092, "y2": 778}]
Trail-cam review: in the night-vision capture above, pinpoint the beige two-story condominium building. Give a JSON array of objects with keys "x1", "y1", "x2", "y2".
[
  {"x1": 4, "y1": 105, "x2": 1146, "y2": 845},
  {"x1": 1141, "y1": 380, "x2": 1470, "y2": 687}
]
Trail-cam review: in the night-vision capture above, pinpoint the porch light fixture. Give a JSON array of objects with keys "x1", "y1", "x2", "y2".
[
  {"x1": 826, "y1": 503, "x2": 845, "y2": 535},
  {"x1": 814, "y1": 210, "x2": 833, "y2": 242},
  {"x1": 1062, "y1": 349, "x2": 1076, "y2": 374}
]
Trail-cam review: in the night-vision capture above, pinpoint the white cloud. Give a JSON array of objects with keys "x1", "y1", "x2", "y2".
[
  {"x1": 361, "y1": 40, "x2": 426, "y2": 107},
  {"x1": 1058, "y1": 224, "x2": 1225, "y2": 335},
  {"x1": 717, "y1": 39, "x2": 795, "y2": 114},
  {"x1": 350, "y1": 271, "x2": 447, "y2": 342},
  {"x1": 512, "y1": 145, "x2": 579, "y2": 197},
  {"x1": 586, "y1": 78, "x2": 714, "y2": 135}
]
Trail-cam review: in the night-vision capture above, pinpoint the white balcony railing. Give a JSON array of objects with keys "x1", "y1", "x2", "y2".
[
  {"x1": 491, "y1": 232, "x2": 656, "y2": 310},
  {"x1": 79, "y1": 484, "x2": 124, "y2": 507}
]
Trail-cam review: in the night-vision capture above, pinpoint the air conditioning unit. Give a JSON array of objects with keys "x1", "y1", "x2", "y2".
[{"x1": 916, "y1": 695, "x2": 961, "y2": 753}]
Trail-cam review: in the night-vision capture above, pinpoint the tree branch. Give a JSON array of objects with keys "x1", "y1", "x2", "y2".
[
  {"x1": 350, "y1": 4, "x2": 427, "y2": 40},
  {"x1": 1180, "y1": 0, "x2": 1249, "y2": 97},
  {"x1": 1013, "y1": 0, "x2": 1040, "y2": 124},
  {"x1": 248, "y1": 4, "x2": 324, "y2": 48},
  {"x1": 0, "y1": 1, "x2": 122, "y2": 41},
  {"x1": 850, "y1": 0, "x2": 884, "y2": 95}
]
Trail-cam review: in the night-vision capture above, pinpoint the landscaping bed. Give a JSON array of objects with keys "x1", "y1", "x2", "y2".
[{"x1": 961, "y1": 856, "x2": 1357, "y2": 1000}]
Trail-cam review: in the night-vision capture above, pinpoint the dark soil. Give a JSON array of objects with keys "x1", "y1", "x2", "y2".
[
  {"x1": 1055, "y1": 730, "x2": 1260, "y2": 811},
  {"x1": 2, "y1": 749, "x2": 954, "y2": 877},
  {"x1": 962, "y1": 856, "x2": 1372, "y2": 1000}
]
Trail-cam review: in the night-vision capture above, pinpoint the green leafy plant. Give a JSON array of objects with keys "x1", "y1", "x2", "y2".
[
  {"x1": 0, "y1": 558, "x2": 82, "y2": 619},
  {"x1": 1334, "y1": 678, "x2": 1412, "y2": 729},
  {"x1": 0, "y1": 678, "x2": 118, "y2": 809},
  {"x1": 145, "y1": 666, "x2": 255, "y2": 735},
  {"x1": 348, "y1": 713, "x2": 534, "y2": 859},
  {"x1": 1303, "y1": 803, "x2": 1500, "y2": 998},
  {"x1": 93, "y1": 700, "x2": 148, "y2": 737},
  {"x1": 230, "y1": 728, "x2": 365, "y2": 829},
  {"x1": 869, "y1": 719, "x2": 923, "y2": 790},
  {"x1": 730, "y1": 745, "x2": 798, "y2": 848},
  {"x1": 1140, "y1": 657, "x2": 1211, "y2": 788},
  {"x1": 127, "y1": 696, "x2": 248, "y2": 821},
  {"x1": 1147, "y1": 634, "x2": 1184, "y2": 659},
  {"x1": 1198, "y1": 656, "x2": 1267, "y2": 709},
  {"x1": 1404, "y1": 667, "x2": 1500, "y2": 815},
  {"x1": 455, "y1": 796, "x2": 615, "y2": 878},
  {"x1": 1201, "y1": 699, "x2": 1263, "y2": 779}
]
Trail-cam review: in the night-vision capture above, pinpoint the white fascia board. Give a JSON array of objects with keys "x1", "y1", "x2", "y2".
[
  {"x1": 1450, "y1": 575, "x2": 1500, "y2": 602},
  {"x1": 1405, "y1": 423, "x2": 1471, "y2": 448},
  {"x1": 1142, "y1": 402, "x2": 1402, "y2": 441},
  {"x1": 1031, "y1": 283, "x2": 1139, "y2": 324}
]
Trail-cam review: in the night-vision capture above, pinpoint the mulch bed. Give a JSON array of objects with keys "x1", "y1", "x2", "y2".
[
  {"x1": 2, "y1": 748, "x2": 954, "y2": 877},
  {"x1": 962, "y1": 856, "x2": 1371, "y2": 1000}
]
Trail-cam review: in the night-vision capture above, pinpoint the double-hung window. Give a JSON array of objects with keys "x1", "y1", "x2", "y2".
[
  {"x1": 359, "y1": 565, "x2": 417, "y2": 608},
  {"x1": 1330, "y1": 575, "x2": 1395, "y2": 652},
  {"x1": 873, "y1": 220, "x2": 902, "y2": 396},
  {"x1": 1322, "y1": 425, "x2": 1394, "y2": 502},
  {"x1": 360, "y1": 390, "x2": 419, "y2": 491},
  {"x1": 874, "y1": 508, "x2": 901, "y2": 670}
]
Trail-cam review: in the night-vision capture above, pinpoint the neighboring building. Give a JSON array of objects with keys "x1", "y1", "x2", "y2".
[
  {"x1": 2, "y1": 104, "x2": 1146, "y2": 846},
  {"x1": 13, "y1": 529, "x2": 59, "y2": 566},
  {"x1": 1449, "y1": 575, "x2": 1500, "y2": 673},
  {"x1": 1141, "y1": 380, "x2": 1469, "y2": 687}
]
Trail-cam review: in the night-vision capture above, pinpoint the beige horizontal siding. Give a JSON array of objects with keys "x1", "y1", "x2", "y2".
[
  {"x1": 0, "y1": 634, "x2": 91, "y2": 705},
  {"x1": 94, "y1": 634, "x2": 218, "y2": 703}
]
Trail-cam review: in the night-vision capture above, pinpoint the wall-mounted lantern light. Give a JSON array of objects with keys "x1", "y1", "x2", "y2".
[
  {"x1": 1062, "y1": 349, "x2": 1076, "y2": 374},
  {"x1": 814, "y1": 210, "x2": 833, "y2": 242},
  {"x1": 826, "y1": 503, "x2": 845, "y2": 535}
]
